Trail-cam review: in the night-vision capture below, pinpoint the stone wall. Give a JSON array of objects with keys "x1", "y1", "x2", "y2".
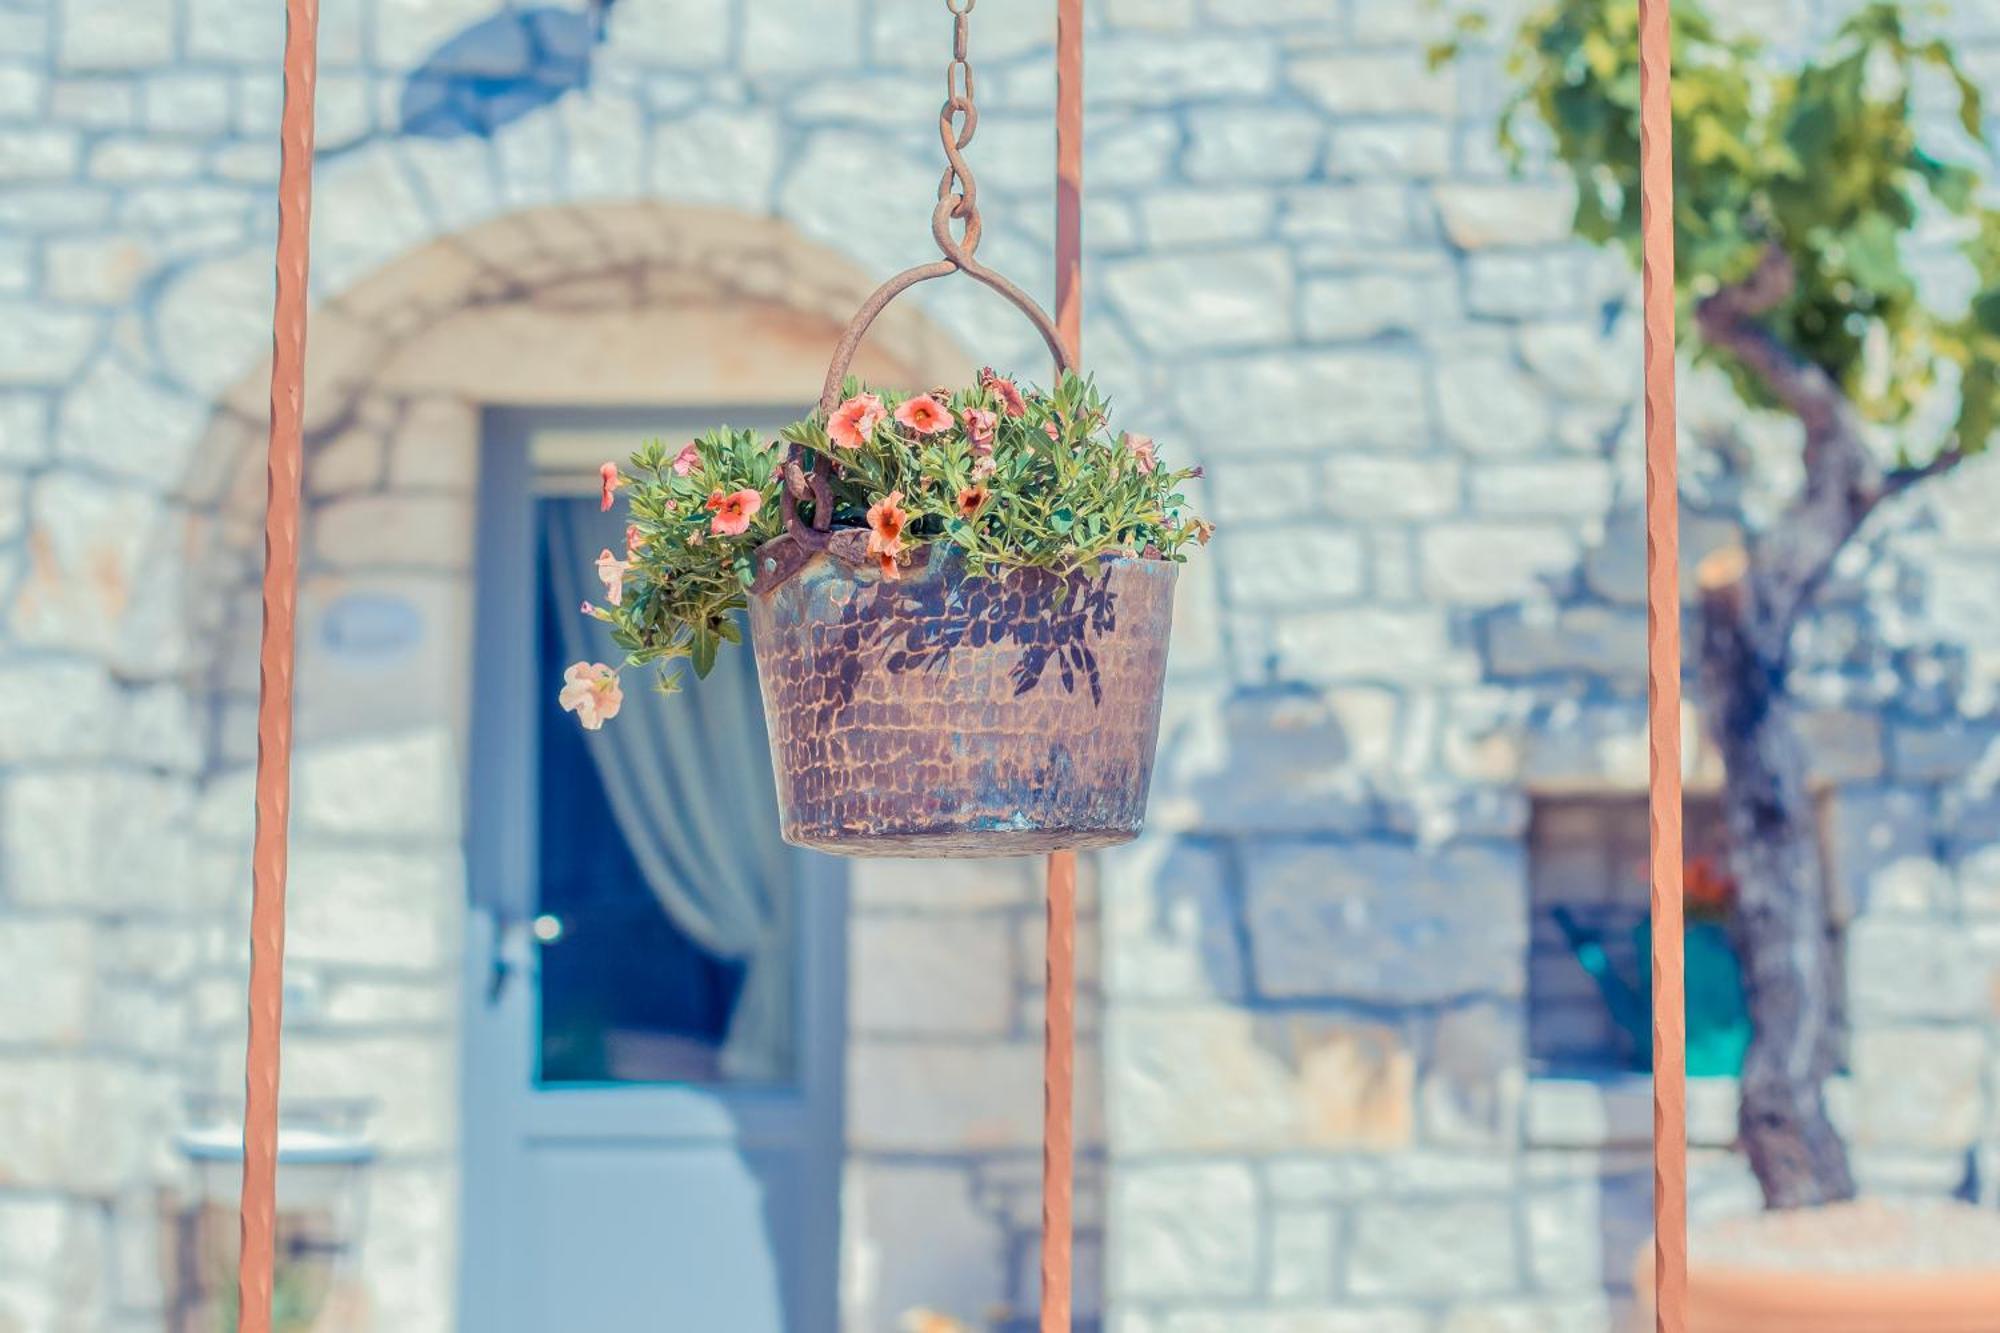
[{"x1": 4, "y1": 0, "x2": 2000, "y2": 1331}]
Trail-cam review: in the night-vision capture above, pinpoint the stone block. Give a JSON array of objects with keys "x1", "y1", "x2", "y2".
[
  {"x1": 44, "y1": 236, "x2": 156, "y2": 306},
  {"x1": 1466, "y1": 253, "x2": 1598, "y2": 319},
  {"x1": 294, "y1": 730, "x2": 462, "y2": 839},
  {"x1": 1519, "y1": 319, "x2": 1639, "y2": 403},
  {"x1": 1174, "y1": 351, "x2": 1428, "y2": 454},
  {"x1": 1436, "y1": 1298, "x2": 1615, "y2": 1333},
  {"x1": 1291, "y1": 54, "x2": 1454, "y2": 116},
  {"x1": 1347, "y1": 1199, "x2": 1519, "y2": 1299},
  {"x1": 1104, "y1": 249, "x2": 1294, "y2": 352},
  {"x1": 0, "y1": 304, "x2": 97, "y2": 386},
  {"x1": 1437, "y1": 355, "x2": 1553, "y2": 455},
  {"x1": 1421, "y1": 1002, "x2": 1526, "y2": 1145},
  {"x1": 850, "y1": 913, "x2": 1014, "y2": 1037},
  {"x1": 598, "y1": 0, "x2": 730, "y2": 67},
  {"x1": 1849, "y1": 1026, "x2": 1985, "y2": 1149},
  {"x1": 1, "y1": 769, "x2": 194, "y2": 911},
  {"x1": 1420, "y1": 522, "x2": 1579, "y2": 604},
  {"x1": 0, "y1": 129, "x2": 79, "y2": 182},
  {"x1": 1320, "y1": 456, "x2": 1461, "y2": 518},
  {"x1": 57, "y1": 0, "x2": 173, "y2": 69},
  {"x1": 1795, "y1": 709, "x2": 1887, "y2": 785},
  {"x1": 1092, "y1": 35, "x2": 1278, "y2": 106},
  {"x1": 848, "y1": 857, "x2": 1038, "y2": 912},
  {"x1": 286, "y1": 842, "x2": 459, "y2": 972},
  {"x1": 741, "y1": 0, "x2": 861, "y2": 71},
  {"x1": 1279, "y1": 184, "x2": 1419, "y2": 246},
  {"x1": 1470, "y1": 461, "x2": 1614, "y2": 517},
  {"x1": 1151, "y1": 684, "x2": 1390, "y2": 835},
  {"x1": 1827, "y1": 787, "x2": 1935, "y2": 916},
  {"x1": 1891, "y1": 722, "x2": 1997, "y2": 783},
  {"x1": 1433, "y1": 183, "x2": 1577, "y2": 249},
  {"x1": 57, "y1": 356, "x2": 206, "y2": 488},
  {"x1": 281, "y1": 1032, "x2": 455, "y2": 1155},
  {"x1": 1143, "y1": 189, "x2": 1277, "y2": 246},
  {"x1": 1219, "y1": 527, "x2": 1366, "y2": 607},
  {"x1": 1268, "y1": 607, "x2": 1472, "y2": 686},
  {"x1": 1488, "y1": 604, "x2": 1646, "y2": 679},
  {"x1": 1301, "y1": 269, "x2": 1458, "y2": 341},
  {"x1": 0, "y1": 1057, "x2": 161, "y2": 1193},
  {"x1": 848, "y1": 1041, "x2": 1041, "y2": 1152},
  {"x1": 1101, "y1": 840, "x2": 1246, "y2": 1000},
  {"x1": 1185, "y1": 108, "x2": 1323, "y2": 183},
  {"x1": 1111, "y1": 1007, "x2": 1414, "y2": 1153},
  {"x1": 1242, "y1": 840, "x2": 1527, "y2": 1002},
  {"x1": 1325, "y1": 123, "x2": 1452, "y2": 178},
  {"x1": 0, "y1": 920, "x2": 93, "y2": 1048},
  {"x1": 1523, "y1": 1183, "x2": 1603, "y2": 1292},
  {"x1": 1269, "y1": 1208, "x2": 1338, "y2": 1300},
  {"x1": 314, "y1": 492, "x2": 474, "y2": 571},
  {"x1": 651, "y1": 107, "x2": 783, "y2": 212},
  {"x1": 842, "y1": 1161, "x2": 1009, "y2": 1333},
  {"x1": 1846, "y1": 917, "x2": 1986, "y2": 1020},
  {"x1": 1110, "y1": 1162, "x2": 1259, "y2": 1300},
  {"x1": 1162, "y1": 1314, "x2": 1427, "y2": 1333}
]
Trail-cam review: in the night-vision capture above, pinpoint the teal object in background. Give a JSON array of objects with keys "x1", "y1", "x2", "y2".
[{"x1": 1553, "y1": 909, "x2": 1752, "y2": 1077}]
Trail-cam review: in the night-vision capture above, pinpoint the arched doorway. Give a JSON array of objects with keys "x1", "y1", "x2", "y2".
[{"x1": 182, "y1": 202, "x2": 971, "y2": 1329}]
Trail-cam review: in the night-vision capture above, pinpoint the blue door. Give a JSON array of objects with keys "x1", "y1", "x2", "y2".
[{"x1": 461, "y1": 410, "x2": 845, "y2": 1333}]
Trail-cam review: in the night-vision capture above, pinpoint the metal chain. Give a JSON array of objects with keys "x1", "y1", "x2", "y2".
[{"x1": 934, "y1": 0, "x2": 981, "y2": 259}]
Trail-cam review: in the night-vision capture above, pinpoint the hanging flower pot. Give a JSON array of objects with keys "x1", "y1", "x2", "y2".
[
  {"x1": 564, "y1": 356, "x2": 1206, "y2": 858},
  {"x1": 554, "y1": 0, "x2": 1208, "y2": 857}
]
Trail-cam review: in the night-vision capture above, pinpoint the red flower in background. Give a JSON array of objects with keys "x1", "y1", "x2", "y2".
[{"x1": 599, "y1": 462, "x2": 622, "y2": 511}]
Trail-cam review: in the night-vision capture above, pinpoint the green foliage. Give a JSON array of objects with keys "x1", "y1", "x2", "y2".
[
  {"x1": 1452, "y1": 0, "x2": 2000, "y2": 464},
  {"x1": 588, "y1": 370, "x2": 1207, "y2": 692}
]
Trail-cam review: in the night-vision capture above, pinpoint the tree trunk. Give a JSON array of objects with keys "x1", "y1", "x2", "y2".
[{"x1": 1698, "y1": 565, "x2": 1857, "y2": 1209}]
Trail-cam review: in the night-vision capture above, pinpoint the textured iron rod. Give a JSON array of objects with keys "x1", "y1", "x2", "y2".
[
  {"x1": 1042, "y1": 3, "x2": 1083, "y2": 1329},
  {"x1": 1639, "y1": 0, "x2": 1688, "y2": 1327},
  {"x1": 238, "y1": 0, "x2": 319, "y2": 1327}
]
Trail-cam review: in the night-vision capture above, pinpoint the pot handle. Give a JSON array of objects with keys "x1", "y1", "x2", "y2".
[{"x1": 783, "y1": 200, "x2": 1076, "y2": 542}]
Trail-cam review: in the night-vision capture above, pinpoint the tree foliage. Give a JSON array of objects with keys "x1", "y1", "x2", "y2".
[{"x1": 1446, "y1": 0, "x2": 2000, "y2": 466}]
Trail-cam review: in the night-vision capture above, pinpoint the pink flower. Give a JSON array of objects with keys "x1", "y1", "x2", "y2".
[
  {"x1": 599, "y1": 462, "x2": 622, "y2": 512},
  {"x1": 980, "y1": 367, "x2": 1025, "y2": 417},
  {"x1": 828, "y1": 392, "x2": 886, "y2": 449},
  {"x1": 625, "y1": 523, "x2": 646, "y2": 557},
  {"x1": 895, "y1": 394, "x2": 952, "y2": 435},
  {"x1": 1123, "y1": 432, "x2": 1157, "y2": 474},
  {"x1": 707, "y1": 487, "x2": 763, "y2": 536},
  {"x1": 596, "y1": 548, "x2": 630, "y2": 606},
  {"x1": 971, "y1": 456, "x2": 997, "y2": 481},
  {"x1": 1043, "y1": 421, "x2": 1061, "y2": 442},
  {"x1": 672, "y1": 443, "x2": 701, "y2": 476},
  {"x1": 559, "y1": 662, "x2": 624, "y2": 731},
  {"x1": 579, "y1": 600, "x2": 596, "y2": 616},
  {"x1": 866, "y1": 490, "x2": 908, "y2": 580},
  {"x1": 964, "y1": 407, "x2": 998, "y2": 453},
  {"x1": 956, "y1": 484, "x2": 990, "y2": 519}
]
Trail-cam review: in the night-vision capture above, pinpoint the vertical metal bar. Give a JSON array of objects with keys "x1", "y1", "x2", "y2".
[
  {"x1": 1043, "y1": 5, "x2": 1083, "y2": 1332},
  {"x1": 1638, "y1": 0, "x2": 1687, "y2": 1329},
  {"x1": 238, "y1": 0, "x2": 319, "y2": 1327}
]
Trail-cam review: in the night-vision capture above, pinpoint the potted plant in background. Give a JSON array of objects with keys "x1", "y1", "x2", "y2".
[
  {"x1": 563, "y1": 367, "x2": 1208, "y2": 857},
  {"x1": 1443, "y1": 0, "x2": 2000, "y2": 1324}
]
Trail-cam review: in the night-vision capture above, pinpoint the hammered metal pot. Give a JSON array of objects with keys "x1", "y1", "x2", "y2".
[{"x1": 748, "y1": 544, "x2": 1176, "y2": 857}]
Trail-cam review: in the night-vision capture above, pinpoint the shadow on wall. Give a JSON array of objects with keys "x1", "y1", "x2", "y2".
[{"x1": 399, "y1": 0, "x2": 614, "y2": 140}]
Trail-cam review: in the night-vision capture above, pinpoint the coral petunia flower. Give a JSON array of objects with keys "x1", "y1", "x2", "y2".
[
  {"x1": 595, "y1": 548, "x2": 630, "y2": 606},
  {"x1": 599, "y1": 462, "x2": 622, "y2": 512},
  {"x1": 963, "y1": 407, "x2": 997, "y2": 453},
  {"x1": 828, "y1": 392, "x2": 887, "y2": 449},
  {"x1": 956, "y1": 484, "x2": 990, "y2": 519},
  {"x1": 895, "y1": 394, "x2": 953, "y2": 435},
  {"x1": 1123, "y1": 432, "x2": 1157, "y2": 474},
  {"x1": 866, "y1": 489, "x2": 909, "y2": 578},
  {"x1": 558, "y1": 661, "x2": 624, "y2": 731},
  {"x1": 672, "y1": 443, "x2": 701, "y2": 476},
  {"x1": 707, "y1": 488, "x2": 763, "y2": 536},
  {"x1": 979, "y1": 367, "x2": 1026, "y2": 417}
]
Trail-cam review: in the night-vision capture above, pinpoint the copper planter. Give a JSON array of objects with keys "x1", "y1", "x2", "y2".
[{"x1": 748, "y1": 544, "x2": 1176, "y2": 857}]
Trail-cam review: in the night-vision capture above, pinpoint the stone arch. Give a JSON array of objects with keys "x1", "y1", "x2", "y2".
[{"x1": 170, "y1": 200, "x2": 972, "y2": 1330}]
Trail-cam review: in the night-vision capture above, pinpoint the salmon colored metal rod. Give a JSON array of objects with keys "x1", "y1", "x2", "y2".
[
  {"x1": 1041, "y1": 2, "x2": 1083, "y2": 1329},
  {"x1": 1638, "y1": 0, "x2": 1688, "y2": 1328},
  {"x1": 237, "y1": 0, "x2": 319, "y2": 1328}
]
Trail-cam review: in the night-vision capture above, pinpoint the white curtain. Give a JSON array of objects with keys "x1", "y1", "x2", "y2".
[{"x1": 546, "y1": 501, "x2": 794, "y2": 1083}]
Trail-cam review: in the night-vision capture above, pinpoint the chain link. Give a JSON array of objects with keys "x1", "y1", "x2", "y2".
[{"x1": 934, "y1": 0, "x2": 981, "y2": 258}]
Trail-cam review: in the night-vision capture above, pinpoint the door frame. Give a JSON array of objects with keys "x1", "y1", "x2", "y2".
[{"x1": 457, "y1": 407, "x2": 847, "y2": 1332}]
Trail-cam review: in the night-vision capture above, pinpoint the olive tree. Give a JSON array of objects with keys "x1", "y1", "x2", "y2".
[{"x1": 1449, "y1": 1, "x2": 1998, "y2": 1208}]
